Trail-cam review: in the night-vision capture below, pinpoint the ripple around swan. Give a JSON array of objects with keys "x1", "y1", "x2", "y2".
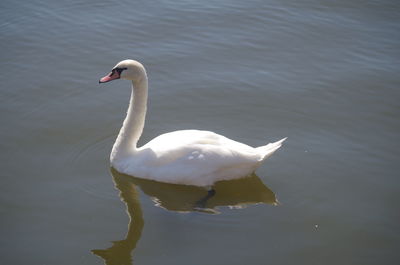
[
  {"x1": 68, "y1": 133, "x2": 114, "y2": 166},
  {"x1": 66, "y1": 134, "x2": 116, "y2": 200}
]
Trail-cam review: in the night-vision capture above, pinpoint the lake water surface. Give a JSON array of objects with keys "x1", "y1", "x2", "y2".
[{"x1": 1, "y1": 0, "x2": 399, "y2": 264}]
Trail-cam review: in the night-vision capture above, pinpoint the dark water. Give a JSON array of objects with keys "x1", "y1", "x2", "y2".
[{"x1": 1, "y1": 0, "x2": 399, "y2": 264}]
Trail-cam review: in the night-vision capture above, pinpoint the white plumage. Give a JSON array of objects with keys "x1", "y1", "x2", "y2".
[{"x1": 100, "y1": 59, "x2": 286, "y2": 187}]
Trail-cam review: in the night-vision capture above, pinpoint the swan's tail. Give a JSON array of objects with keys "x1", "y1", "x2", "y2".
[{"x1": 256, "y1": 137, "x2": 287, "y2": 161}]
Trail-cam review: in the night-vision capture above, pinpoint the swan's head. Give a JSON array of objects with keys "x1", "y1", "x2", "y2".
[{"x1": 99, "y1": 59, "x2": 146, "y2": 84}]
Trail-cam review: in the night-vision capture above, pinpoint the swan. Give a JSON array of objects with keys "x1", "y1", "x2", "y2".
[{"x1": 99, "y1": 59, "x2": 286, "y2": 187}]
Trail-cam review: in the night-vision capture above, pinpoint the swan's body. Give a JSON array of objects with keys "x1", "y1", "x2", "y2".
[{"x1": 100, "y1": 60, "x2": 286, "y2": 187}]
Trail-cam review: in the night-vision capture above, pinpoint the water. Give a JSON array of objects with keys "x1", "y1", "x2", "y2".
[{"x1": 1, "y1": 0, "x2": 399, "y2": 264}]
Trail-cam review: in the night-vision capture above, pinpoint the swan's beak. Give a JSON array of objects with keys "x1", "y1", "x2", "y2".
[{"x1": 99, "y1": 71, "x2": 120, "y2": 83}]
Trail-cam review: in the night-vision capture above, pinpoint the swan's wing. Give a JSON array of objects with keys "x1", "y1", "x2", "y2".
[
  {"x1": 121, "y1": 130, "x2": 283, "y2": 186},
  {"x1": 140, "y1": 130, "x2": 261, "y2": 168},
  {"x1": 143, "y1": 130, "x2": 255, "y2": 151}
]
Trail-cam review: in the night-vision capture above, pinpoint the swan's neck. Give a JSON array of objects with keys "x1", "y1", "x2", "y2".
[{"x1": 111, "y1": 77, "x2": 148, "y2": 161}]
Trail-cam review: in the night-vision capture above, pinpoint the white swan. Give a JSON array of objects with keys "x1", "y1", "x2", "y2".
[{"x1": 99, "y1": 59, "x2": 286, "y2": 187}]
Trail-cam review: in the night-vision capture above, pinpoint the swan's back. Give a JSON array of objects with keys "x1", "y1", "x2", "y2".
[{"x1": 143, "y1": 130, "x2": 255, "y2": 153}]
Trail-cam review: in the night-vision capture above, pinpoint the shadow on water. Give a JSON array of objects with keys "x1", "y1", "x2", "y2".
[{"x1": 92, "y1": 168, "x2": 277, "y2": 264}]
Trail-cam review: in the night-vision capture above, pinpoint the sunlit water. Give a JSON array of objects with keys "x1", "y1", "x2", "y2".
[{"x1": 1, "y1": 0, "x2": 399, "y2": 264}]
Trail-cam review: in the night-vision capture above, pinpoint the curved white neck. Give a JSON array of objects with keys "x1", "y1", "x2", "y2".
[{"x1": 111, "y1": 78, "x2": 148, "y2": 161}]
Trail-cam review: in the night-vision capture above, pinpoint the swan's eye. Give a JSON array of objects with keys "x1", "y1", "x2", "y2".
[{"x1": 115, "y1": 67, "x2": 128, "y2": 75}]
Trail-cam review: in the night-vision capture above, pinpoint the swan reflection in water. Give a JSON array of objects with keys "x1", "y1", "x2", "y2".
[{"x1": 92, "y1": 168, "x2": 277, "y2": 264}]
